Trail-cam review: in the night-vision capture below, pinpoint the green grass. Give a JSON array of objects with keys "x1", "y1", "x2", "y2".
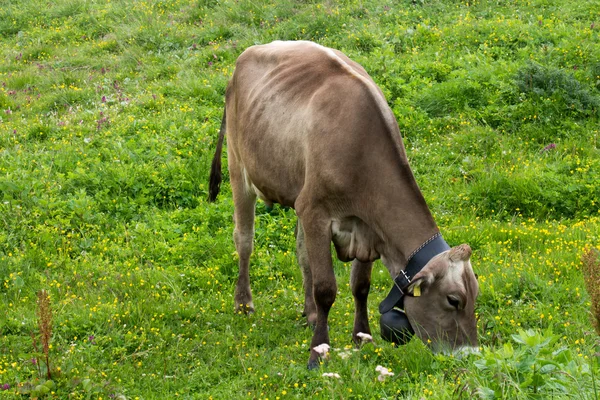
[{"x1": 1, "y1": 0, "x2": 599, "y2": 398}]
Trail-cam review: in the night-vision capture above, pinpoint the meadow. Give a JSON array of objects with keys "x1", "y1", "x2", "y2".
[{"x1": 1, "y1": 0, "x2": 599, "y2": 398}]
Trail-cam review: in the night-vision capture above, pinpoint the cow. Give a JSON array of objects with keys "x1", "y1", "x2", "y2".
[{"x1": 208, "y1": 40, "x2": 479, "y2": 369}]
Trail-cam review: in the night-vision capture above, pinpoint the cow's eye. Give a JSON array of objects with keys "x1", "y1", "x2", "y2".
[{"x1": 447, "y1": 295, "x2": 460, "y2": 310}]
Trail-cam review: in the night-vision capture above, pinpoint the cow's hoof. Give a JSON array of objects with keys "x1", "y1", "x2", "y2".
[
  {"x1": 307, "y1": 359, "x2": 320, "y2": 370},
  {"x1": 235, "y1": 303, "x2": 255, "y2": 315},
  {"x1": 352, "y1": 332, "x2": 373, "y2": 346}
]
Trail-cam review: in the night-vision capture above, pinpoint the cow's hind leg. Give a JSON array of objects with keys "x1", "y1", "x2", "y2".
[
  {"x1": 295, "y1": 221, "x2": 317, "y2": 327},
  {"x1": 230, "y1": 169, "x2": 257, "y2": 314},
  {"x1": 351, "y1": 260, "x2": 373, "y2": 344}
]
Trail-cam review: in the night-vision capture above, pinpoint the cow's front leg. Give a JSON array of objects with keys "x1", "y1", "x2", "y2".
[
  {"x1": 298, "y1": 213, "x2": 336, "y2": 369},
  {"x1": 295, "y1": 221, "x2": 317, "y2": 327},
  {"x1": 350, "y1": 260, "x2": 373, "y2": 344}
]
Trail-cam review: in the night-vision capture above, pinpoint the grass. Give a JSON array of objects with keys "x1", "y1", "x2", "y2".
[{"x1": 0, "y1": 0, "x2": 599, "y2": 398}]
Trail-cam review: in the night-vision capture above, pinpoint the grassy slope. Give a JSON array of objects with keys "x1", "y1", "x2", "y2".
[{"x1": 0, "y1": 0, "x2": 599, "y2": 398}]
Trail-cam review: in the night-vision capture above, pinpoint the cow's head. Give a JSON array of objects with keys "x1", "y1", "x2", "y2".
[{"x1": 403, "y1": 244, "x2": 478, "y2": 353}]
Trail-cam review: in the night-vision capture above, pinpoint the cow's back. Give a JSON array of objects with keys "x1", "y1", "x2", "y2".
[{"x1": 225, "y1": 41, "x2": 397, "y2": 209}]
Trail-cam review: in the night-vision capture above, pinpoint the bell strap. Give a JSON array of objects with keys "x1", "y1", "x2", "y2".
[{"x1": 379, "y1": 233, "x2": 450, "y2": 314}]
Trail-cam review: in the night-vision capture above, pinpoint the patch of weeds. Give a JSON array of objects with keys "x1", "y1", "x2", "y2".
[
  {"x1": 414, "y1": 60, "x2": 455, "y2": 83},
  {"x1": 4, "y1": 72, "x2": 36, "y2": 90},
  {"x1": 473, "y1": 329, "x2": 591, "y2": 398},
  {"x1": 299, "y1": 12, "x2": 341, "y2": 42},
  {"x1": 515, "y1": 62, "x2": 600, "y2": 117},
  {"x1": 354, "y1": 30, "x2": 380, "y2": 53},
  {"x1": 449, "y1": 125, "x2": 499, "y2": 158},
  {"x1": 465, "y1": 154, "x2": 600, "y2": 220},
  {"x1": 415, "y1": 78, "x2": 489, "y2": 117},
  {"x1": 27, "y1": 123, "x2": 56, "y2": 142},
  {"x1": 0, "y1": 91, "x2": 16, "y2": 110},
  {"x1": 467, "y1": 171, "x2": 550, "y2": 218},
  {"x1": 591, "y1": 62, "x2": 600, "y2": 90}
]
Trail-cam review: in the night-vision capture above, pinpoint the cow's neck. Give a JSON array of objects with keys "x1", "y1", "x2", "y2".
[
  {"x1": 368, "y1": 154, "x2": 441, "y2": 277},
  {"x1": 376, "y1": 203, "x2": 439, "y2": 275}
]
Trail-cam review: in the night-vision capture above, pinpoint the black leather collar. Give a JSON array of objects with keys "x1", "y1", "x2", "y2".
[{"x1": 379, "y1": 233, "x2": 450, "y2": 314}]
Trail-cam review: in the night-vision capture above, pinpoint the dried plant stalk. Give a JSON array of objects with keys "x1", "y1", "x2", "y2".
[
  {"x1": 37, "y1": 289, "x2": 53, "y2": 380},
  {"x1": 582, "y1": 248, "x2": 600, "y2": 336},
  {"x1": 30, "y1": 331, "x2": 42, "y2": 378}
]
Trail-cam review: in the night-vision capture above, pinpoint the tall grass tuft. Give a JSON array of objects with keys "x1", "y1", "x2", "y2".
[
  {"x1": 36, "y1": 290, "x2": 53, "y2": 380},
  {"x1": 582, "y1": 248, "x2": 600, "y2": 336},
  {"x1": 514, "y1": 62, "x2": 600, "y2": 116}
]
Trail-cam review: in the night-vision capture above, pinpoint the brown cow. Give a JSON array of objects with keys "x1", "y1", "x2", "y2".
[{"x1": 208, "y1": 40, "x2": 478, "y2": 368}]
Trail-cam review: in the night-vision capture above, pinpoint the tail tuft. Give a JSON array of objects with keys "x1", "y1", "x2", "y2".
[{"x1": 208, "y1": 110, "x2": 226, "y2": 202}]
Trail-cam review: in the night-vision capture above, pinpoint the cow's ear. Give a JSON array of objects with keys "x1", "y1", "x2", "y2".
[
  {"x1": 407, "y1": 272, "x2": 434, "y2": 297},
  {"x1": 449, "y1": 244, "x2": 472, "y2": 262}
]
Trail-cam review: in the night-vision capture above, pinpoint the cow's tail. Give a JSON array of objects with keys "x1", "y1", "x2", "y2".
[{"x1": 208, "y1": 109, "x2": 226, "y2": 202}]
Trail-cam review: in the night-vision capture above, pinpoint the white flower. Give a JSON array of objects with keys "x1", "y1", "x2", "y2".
[
  {"x1": 313, "y1": 343, "x2": 330, "y2": 356},
  {"x1": 356, "y1": 332, "x2": 373, "y2": 342},
  {"x1": 375, "y1": 365, "x2": 393, "y2": 375},
  {"x1": 338, "y1": 351, "x2": 352, "y2": 360},
  {"x1": 376, "y1": 365, "x2": 394, "y2": 382},
  {"x1": 322, "y1": 372, "x2": 341, "y2": 379}
]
